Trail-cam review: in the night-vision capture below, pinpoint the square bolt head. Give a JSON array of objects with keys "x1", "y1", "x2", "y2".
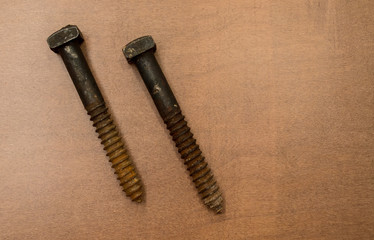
[
  {"x1": 47, "y1": 25, "x2": 84, "y2": 53},
  {"x1": 123, "y1": 36, "x2": 156, "y2": 63}
]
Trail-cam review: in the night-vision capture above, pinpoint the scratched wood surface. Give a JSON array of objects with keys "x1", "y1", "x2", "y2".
[{"x1": 1, "y1": 1, "x2": 374, "y2": 239}]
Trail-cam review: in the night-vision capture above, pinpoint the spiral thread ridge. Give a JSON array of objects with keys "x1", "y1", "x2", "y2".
[
  {"x1": 87, "y1": 103, "x2": 143, "y2": 202},
  {"x1": 164, "y1": 108, "x2": 223, "y2": 213}
]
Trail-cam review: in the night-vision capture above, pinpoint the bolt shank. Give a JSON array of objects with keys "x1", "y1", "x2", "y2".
[
  {"x1": 134, "y1": 51, "x2": 178, "y2": 119},
  {"x1": 59, "y1": 41, "x2": 104, "y2": 107}
]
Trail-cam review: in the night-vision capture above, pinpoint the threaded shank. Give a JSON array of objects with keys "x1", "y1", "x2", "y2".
[
  {"x1": 164, "y1": 108, "x2": 223, "y2": 213},
  {"x1": 87, "y1": 103, "x2": 143, "y2": 202}
]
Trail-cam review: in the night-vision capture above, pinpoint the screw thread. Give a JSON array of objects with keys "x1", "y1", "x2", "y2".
[
  {"x1": 87, "y1": 103, "x2": 143, "y2": 202},
  {"x1": 164, "y1": 108, "x2": 223, "y2": 213}
]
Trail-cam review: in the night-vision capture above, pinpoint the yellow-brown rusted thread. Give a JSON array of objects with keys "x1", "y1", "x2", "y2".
[
  {"x1": 87, "y1": 103, "x2": 143, "y2": 202},
  {"x1": 164, "y1": 108, "x2": 223, "y2": 213}
]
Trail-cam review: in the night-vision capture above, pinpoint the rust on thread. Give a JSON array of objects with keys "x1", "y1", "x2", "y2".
[
  {"x1": 164, "y1": 107, "x2": 223, "y2": 213},
  {"x1": 87, "y1": 103, "x2": 143, "y2": 202}
]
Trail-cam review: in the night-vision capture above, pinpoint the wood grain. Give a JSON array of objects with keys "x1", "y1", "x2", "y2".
[{"x1": 1, "y1": 0, "x2": 373, "y2": 239}]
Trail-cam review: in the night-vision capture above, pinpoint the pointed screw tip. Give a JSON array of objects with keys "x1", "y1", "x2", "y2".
[
  {"x1": 214, "y1": 205, "x2": 224, "y2": 214},
  {"x1": 132, "y1": 194, "x2": 143, "y2": 203}
]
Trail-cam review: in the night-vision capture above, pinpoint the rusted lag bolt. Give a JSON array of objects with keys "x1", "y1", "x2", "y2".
[
  {"x1": 47, "y1": 25, "x2": 143, "y2": 202},
  {"x1": 123, "y1": 36, "x2": 223, "y2": 213}
]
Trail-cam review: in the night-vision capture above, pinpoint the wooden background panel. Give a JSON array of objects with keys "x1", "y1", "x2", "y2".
[{"x1": 1, "y1": 0, "x2": 373, "y2": 239}]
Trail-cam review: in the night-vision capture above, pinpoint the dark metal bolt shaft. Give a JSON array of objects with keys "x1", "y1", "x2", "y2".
[
  {"x1": 123, "y1": 36, "x2": 224, "y2": 213},
  {"x1": 47, "y1": 25, "x2": 143, "y2": 202}
]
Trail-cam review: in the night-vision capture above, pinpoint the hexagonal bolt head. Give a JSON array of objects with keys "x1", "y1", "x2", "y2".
[
  {"x1": 47, "y1": 25, "x2": 84, "y2": 53},
  {"x1": 123, "y1": 36, "x2": 156, "y2": 63}
]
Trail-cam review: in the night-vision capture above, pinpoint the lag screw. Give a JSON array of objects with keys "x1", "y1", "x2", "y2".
[
  {"x1": 123, "y1": 36, "x2": 223, "y2": 213},
  {"x1": 47, "y1": 25, "x2": 143, "y2": 202}
]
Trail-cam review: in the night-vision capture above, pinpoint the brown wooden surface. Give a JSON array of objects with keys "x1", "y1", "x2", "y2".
[{"x1": 1, "y1": 1, "x2": 374, "y2": 239}]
